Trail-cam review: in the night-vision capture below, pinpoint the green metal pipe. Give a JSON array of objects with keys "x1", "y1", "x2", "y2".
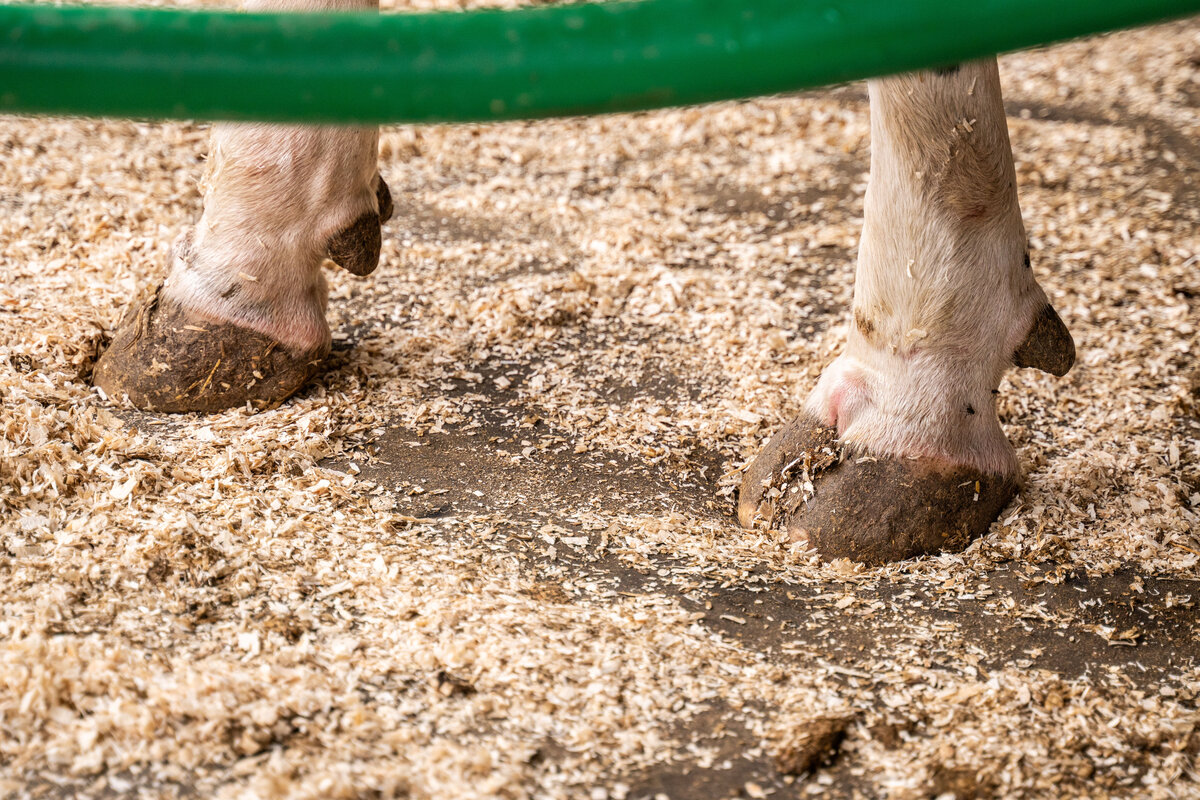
[{"x1": 2, "y1": 0, "x2": 1198, "y2": 124}]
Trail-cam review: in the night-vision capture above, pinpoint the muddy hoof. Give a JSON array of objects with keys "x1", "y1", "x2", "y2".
[
  {"x1": 93, "y1": 288, "x2": 327, "y2": 413},
  {"x1": 738, "y1": 417, "x2": 1017, "y2": 564},
  {"x1": 326, "y1": 173, "x2": 393, "y2": 277}
]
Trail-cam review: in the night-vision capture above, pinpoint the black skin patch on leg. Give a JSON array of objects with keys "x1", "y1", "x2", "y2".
[
  {"x1": 1024, "y1": 251, "x2": 1032, "y2": 269},
  {"x1": 934, "y1": 63, "x2": 962, "y2": 76}
]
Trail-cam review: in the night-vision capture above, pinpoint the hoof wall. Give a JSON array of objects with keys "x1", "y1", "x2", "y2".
[
  {"x1": 93, "y1": 288, "x2": 327, "y2": 413},
  {"x1": 738, "y1": 417, "x2": 1017, "y2": 564}
]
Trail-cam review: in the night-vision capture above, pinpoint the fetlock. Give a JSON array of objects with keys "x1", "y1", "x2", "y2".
[{"x1": 95, "y1": 122, "x2": 382, "y2": 412}]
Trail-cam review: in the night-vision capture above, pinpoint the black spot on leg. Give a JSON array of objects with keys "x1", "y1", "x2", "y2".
[
  {"x1": 1023, "y1": 251, "x2": 1031, "y2": 269},
  {"x1": 934, "y1": 63, "x2": 962, "y2": 76},
  {"x1": 966, "y1": 404, "x2": 976, "y2": 415}
]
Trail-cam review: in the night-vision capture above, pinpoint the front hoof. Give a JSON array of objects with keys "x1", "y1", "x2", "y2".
[
  {"x1": 93, "y1": 288, "x2": 328, "y2": 413},
  {"x1": 738, "y1": 417, "x2": 1017, "y2": 564}
]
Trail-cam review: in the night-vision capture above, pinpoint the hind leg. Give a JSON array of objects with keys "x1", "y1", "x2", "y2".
[
  {"x1": 94, "y1": 0, "x2": 389, "y2": 412},
  {"x1": 739, "y1": 60, "x2": 1074, "y2": 564}
]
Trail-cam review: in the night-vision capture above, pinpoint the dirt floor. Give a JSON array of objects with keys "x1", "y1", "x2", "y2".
[{"x1": 2, "y1": 4, "x2": 1199, "y2": 798}]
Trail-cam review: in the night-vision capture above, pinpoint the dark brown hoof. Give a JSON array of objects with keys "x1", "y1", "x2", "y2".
[
  {"x1": 93, "y1": 288, "x2": 328, "y2": 413},
  {"x1": 738, "y1": 417, "x2": 1017, "y2": 564},
  {"x1": 326, "y1": 173, "x2": 393, "y2": 277}
]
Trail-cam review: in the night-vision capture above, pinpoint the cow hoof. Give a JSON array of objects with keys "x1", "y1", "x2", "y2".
[
  {"x1": 326, "y1": 173, "x2": 393, "y2": 277},
  {"x1": 93, "y1": 287, "x2": 328, "y2": 413},
  {"x1": 738, "y1": 417, "x2": 1017, "y2": 564}
]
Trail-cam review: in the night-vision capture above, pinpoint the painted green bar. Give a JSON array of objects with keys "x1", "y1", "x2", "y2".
[{"x1": 1, "y1": 0, "x2": 1198, "y2": 123}]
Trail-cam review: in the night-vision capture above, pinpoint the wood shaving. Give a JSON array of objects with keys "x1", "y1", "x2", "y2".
[{"x1": 1, "y1": 3, "x2": 1197, "y2": 797}]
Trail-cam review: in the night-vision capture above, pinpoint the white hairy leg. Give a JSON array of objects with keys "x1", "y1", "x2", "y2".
[
  {"x1": 95, "y1": 0, "x2": 389, "y2": 411},
  {"x1": 164, "y1": 0, "x2": 383, "y2": 354},
  {"x1": 805, "y1": 60, "x2": 1067, "y2": 477},
  {"x1": 164, "y1": 122, "x2": 381, "y2": 353},
  {"x1": 740, "y1": 60, "x2": 1074, "y2": 563}
]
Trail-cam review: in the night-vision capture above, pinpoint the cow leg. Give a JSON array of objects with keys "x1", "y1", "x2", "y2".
[
  {"x1": 93, "y1": 0, "x2": 388, "y2": 412},
  {"x1": 739, "y1": 60, "x2": 1075, "y2": 564}
]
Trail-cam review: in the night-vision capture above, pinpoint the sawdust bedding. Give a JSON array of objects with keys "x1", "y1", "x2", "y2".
[{"x1": 2, "y1": 0, "x2": 1199, "y2": 796}]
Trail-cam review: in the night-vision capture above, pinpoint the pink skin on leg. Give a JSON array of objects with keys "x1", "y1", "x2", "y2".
[{"x1": 824, "y1": 371, "x2": 868, "y2": 434}]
